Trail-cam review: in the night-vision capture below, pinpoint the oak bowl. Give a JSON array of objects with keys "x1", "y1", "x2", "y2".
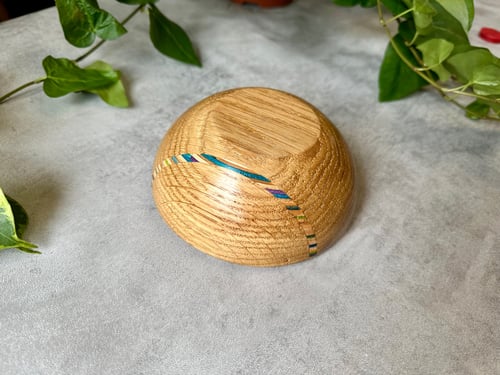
[{"x1": 152, "y1": 87, "x2": 356, "y2": 266}]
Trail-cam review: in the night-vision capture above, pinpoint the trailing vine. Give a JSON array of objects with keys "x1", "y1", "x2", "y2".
[
  {"x1": 0, "y1": 0, "x2": 201, "y2": 106},
  {"x1": 335, "y1": 0, "x2": 500, "y2": 121}
]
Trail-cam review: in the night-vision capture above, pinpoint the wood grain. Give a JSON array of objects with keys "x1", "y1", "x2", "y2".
[{"x1": 152, "y1": 87, "x2": 356, "y2": 266}]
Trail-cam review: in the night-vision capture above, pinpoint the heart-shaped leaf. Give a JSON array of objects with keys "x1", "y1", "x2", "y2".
[
  {"x1": 445, "y1": 47, "x2": 494, "y2": 83},
  {"x1": 465, "y1": 100, "x2": 491, "y2": 120},
  {"x1": 416, "y1": 38, "x2": 454, "y2": 81}
]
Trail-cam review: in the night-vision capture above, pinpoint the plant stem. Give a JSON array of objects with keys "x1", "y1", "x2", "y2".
[
  {"x1": 385, "y1": 8, "x2": 413, "y2": 24},
  {"x1": 440, "y1": 92, "x2": 500, "y2": 121},
  {"x1": 75, "y1": 4, "x2": 145, "y2": 63},
  {"x1": 0, "y1": 77, "x2": 45, "y2": 104},
  {"x1": 378, "y1": 2, "x2": 438, "y2": 89}
]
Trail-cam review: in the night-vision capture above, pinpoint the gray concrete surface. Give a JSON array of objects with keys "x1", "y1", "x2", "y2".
[{"x1": 0, "y1": 0, "x2": 498, "y2": 373}]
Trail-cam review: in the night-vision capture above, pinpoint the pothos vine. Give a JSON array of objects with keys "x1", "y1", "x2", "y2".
[{"x1": 372, "y1": 0, "x2": 500, "y2": 121}]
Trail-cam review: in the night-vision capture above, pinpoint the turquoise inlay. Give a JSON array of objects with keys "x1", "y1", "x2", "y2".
[
  {"x1": 182, "y1": 153, "x2": 198, "y2": 162},
  {"x1": 271, "y1": 193, "x2": 290, "y2": 199},
  {"x1": 172, "y1": 156, "x2": 180, "y2": 164},
  {"x1": 286, "y1": 205, "x2": 300, "y2": 211},
  {"x1": 201, "y1": 153, "x2": 270, "y2": 182}
]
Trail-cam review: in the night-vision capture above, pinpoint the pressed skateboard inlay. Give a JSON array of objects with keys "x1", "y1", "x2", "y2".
[{"x1": 152, "y1": 87, "x2": 356, "y2": 266}]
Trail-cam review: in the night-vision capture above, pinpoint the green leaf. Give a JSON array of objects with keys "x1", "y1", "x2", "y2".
[
  {"x1": 413, "y1": 0, "x2": 437, "y2": 32},
  {"x1": 148, "y1": 4, "x2": 201, "y2": 67},
  {"x1": 416, "y1": 38, "x2": 454, "y2": 66},
  {"x1": 85, "y1": 61, "x2": 129, "y2": 107},
  {"x1": 55, "y1": 0, "x2": 127, "y2": 48},
  {"x1": 445, "y1": 47, "x2": 494, "y2": 83},
  {"x1": 416, "y1": 38, "x2": 453, "y2": 81},
  {"x1": 465, "y1": 100, "x2": 490, "y2": 120},
  {"x1": 7, "y1": 195, "x2": 29, "y2": 237},
  {"x1": 489, "y1": 99, "x2": 500, "y2": 116},
  {"x1": 398, "y1": 19, "x2": 417, "y2": 42},
  {"x1": 116, "y1": 0, "x2": 156, "y2": 4},
  {"x1": 472, "y1": 65, "x2": 500, "y2": 96},
  {"x1": 378, "y1": 34, "x2": 428, "y2": 101},
  {"x1": 436, "y1": 0, "x2": 474, "y2": 31},
  {"x1": 422, "y1": 0, "x2": 469, "y2": 45},
  {"x1": 42, "y1": 55, "x2": 119, "y2": 98},
  {"x1": 0, "y1": 188, "x2": 39, "y2": 254}
]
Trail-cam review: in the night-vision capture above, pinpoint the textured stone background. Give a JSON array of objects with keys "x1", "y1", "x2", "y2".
[{"x1": 0, "y1": 1, "x2": 498, "y2": 374}]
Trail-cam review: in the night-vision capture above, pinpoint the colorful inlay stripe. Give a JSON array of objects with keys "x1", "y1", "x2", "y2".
[
  {"x1": 265, "y1": 188, "x2": 290, "y2": 199},
  {"x1": 200, "y1": 153, "x2": 271, "y2": 183},
  {"x1": 153, "y1": 153, "x2": 318, "y2": 257},
  {"x1": 182, "y1": 153, "x2": 198, "y2": 162}
]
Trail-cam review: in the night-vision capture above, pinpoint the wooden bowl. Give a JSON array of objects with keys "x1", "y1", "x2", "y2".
[{"x1": 152, "y1": 87, "x2": 356, "y2": 266}]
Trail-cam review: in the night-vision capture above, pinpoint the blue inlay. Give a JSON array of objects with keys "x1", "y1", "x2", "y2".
[
  {"x1": 182, "y1": 153, "x2": 198, "y2": 162},
  {"x1": 172, "y1": 156, "x2": 179, "y2": 164},
  {"x1": 201, "y1": 153, "x2": 270, "y2": 182},
  {"x1": 271, "y1": 193, "x2": 290, "y2": 199}
]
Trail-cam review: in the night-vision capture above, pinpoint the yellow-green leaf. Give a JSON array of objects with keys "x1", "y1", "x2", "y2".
[
  {"x1": 472, "y1": 65, "x2": 500, "y2": 96},
  {"x1": 436, "y1": 0, "x2": 474, "y2": 31},
  {"x1": 416, "y1": 38, "x2": 453, "y2": 81},
  {"x1": 0, "y1": 188, "x2": 39, "y2": 254},
  {"x1": 445, "y1": 47, "x2": 494, "y2": 83}
]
